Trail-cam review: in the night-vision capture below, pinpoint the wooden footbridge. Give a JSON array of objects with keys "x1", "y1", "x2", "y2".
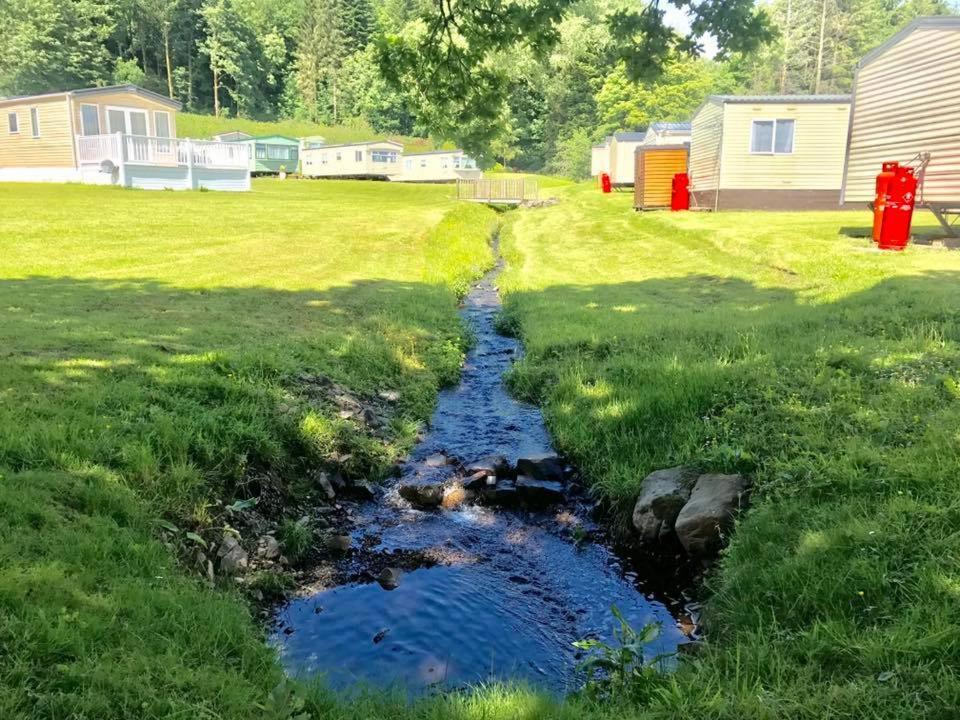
[{"x1": 457, "y1": 178, "x2": 539, "y2": 205}]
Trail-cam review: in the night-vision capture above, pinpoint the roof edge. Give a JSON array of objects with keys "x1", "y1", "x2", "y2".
[
  {"x1": 403, "y1": 149, "x2": 464, "y2": 157},
  {"x1": 859, "y1": 16, "x2": 960, "y2": 69},
  {"x1": 709, "y1": 94, "x2": 851, "y2": 104}
]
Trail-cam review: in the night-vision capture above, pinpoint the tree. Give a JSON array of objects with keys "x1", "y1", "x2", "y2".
[
  {"x1": 376, "y1": 0, "x2": 772, "y2": 158},
  {"x1": 339, "y1": 45, "x2": 415, "y2": 133},
  {"x1": 596, "y1": 55, "x2": 738, "y2": 136},
  {"x1": 143, "y1": 0, "x2": 179, "y2": 97},
  {"x1": 0, "y1": 0, "x2": 114, "y2": 96},
  {"x1": 293, "y1": 0, "x2": 346, "y2": 122},
  {"x1": 113, "y1": 57, "x2": 147, "y2": 84},
  {"x1": 547, "y1": 126, "x2": 593, "y2": 179}
]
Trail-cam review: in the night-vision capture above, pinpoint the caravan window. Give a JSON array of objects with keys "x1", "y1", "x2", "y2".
[
  {"x1": 30, "y1": 107, "x2": 40, "y2": 137},
  {"x1": 371, "y1": 150, "x2": 398, "y2": 163},
  {"x1": 750, "y1": 119, "x2": 794, "y2": 154},
  {"x1": 80, "y1": 105, "x2": 100, "y2": 135},
  {"x1": 7, "y1": 112, "x2": 18, "y2": 134},
  {"x1": 154, "y1": 111, "x2": 171, "y2": 138}
]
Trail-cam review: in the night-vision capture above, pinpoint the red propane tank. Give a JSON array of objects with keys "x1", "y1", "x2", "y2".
[
  {"x1": 873, "y1": 162, "x2": 898, "y2": 242},
  {"x1": 600, "y1": 172, "x2": 612, "y2": 194},
  {"x1": 878, "y1": 166, "x2": 917, "y2": 251},
  {"x1": 671, "y1": 172, "x2": 690, "y2": 211}
]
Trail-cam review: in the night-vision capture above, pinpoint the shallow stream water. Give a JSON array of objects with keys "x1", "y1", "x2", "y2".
[{"x1": 271, "y1": 248, "x2": 687, "y2": 696}]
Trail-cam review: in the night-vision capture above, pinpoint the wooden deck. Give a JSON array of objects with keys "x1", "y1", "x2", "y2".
[{"x1": 457, "y1": 178, "x2": 539, "y2": 205}]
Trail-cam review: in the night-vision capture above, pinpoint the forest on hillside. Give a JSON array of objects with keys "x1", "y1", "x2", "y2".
[{"x1": 0, "y1": 0, "x2": 956, "y2": 174}]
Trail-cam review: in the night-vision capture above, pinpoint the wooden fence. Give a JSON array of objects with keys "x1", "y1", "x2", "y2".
[{"x1": 456, "y1": 178, "x2": 539, "y2": 205}]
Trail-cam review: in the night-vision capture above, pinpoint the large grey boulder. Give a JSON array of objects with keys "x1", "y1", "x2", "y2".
[
  {"x1": 675, "y1": 473, "x2": 748, "y2": 558},
  {"x1": 631, "y1": 467, "x2": 698, "y2": 543}
]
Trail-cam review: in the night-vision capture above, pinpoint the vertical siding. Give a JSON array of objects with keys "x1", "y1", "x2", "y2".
[
  {"x1": 0, "y1": 96, "x2": 75, "y2": 167},
  {"x1": 635, "y1": 147, "x2": 688, "y2": 208},
  {"x1": 689, "y1": 100, "x2": 723, "y2": 192},
  {"x1": 844, "y1": 25, "x2": 960, "y2": 203},
  {"x1": 719, "y1": 102, "x2": 850, "y2": 190}
]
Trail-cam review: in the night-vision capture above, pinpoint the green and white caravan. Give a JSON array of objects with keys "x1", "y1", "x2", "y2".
[{"x1": 212, "y1": 132, "x2": 300, "y2": 174}]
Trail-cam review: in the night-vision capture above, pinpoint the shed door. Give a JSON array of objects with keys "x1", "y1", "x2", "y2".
[{"x1": 640, "y1": 148, "x2": 688, "y2": 208}]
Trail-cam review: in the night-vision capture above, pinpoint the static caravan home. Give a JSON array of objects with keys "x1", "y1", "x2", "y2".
[
  {"x1": 395, "y1": 149, "x2": 482, "y2": 182},
  {"x1": 216, "y1": 133, "x2": 299, "y2": 174},
  {"x1": 0, "y1": 84, "x2": 249, "y2": 190},
  {"x1": 841, "y1": 17, "x2": 960, "y2": 232},
  {"x1": 642, "y1": 122, "x2": 691, "y2": 146},
  {"x1": 301, "y1": 140, "x2": 403, "y2": 179},
  {"x1": 689, "y1": 95, "x2": 851, "y2": 210},
  {"x1": 608, "y1": 132, "x2": 647, "y2": 185},
  {"x1": 591, "y1": 137, "x2": 612, "y2": 177}
]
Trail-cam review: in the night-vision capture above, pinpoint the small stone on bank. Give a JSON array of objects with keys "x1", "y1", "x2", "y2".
[
  {"x1": 217, "y1": 533, "x2": 249, "y2": 575},
  {"x1": 377, "y1": 567, "x2": 402, "y2": 590},
  {"x1": 326, "y1": 534, "x2": 352, "y2": 552}
]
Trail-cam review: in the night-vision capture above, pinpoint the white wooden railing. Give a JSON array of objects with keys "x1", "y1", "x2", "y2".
[{"x1": 77, "y1": 134, "x2": 248, "y2": 170}]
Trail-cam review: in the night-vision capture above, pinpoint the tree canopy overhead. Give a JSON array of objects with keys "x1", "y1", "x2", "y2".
[{"x1": 376, "y1": 0, "x2": 773, "y2": 152}]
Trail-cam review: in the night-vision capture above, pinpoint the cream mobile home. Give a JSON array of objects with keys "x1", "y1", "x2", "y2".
[
  {"x1": 591, "y1": 137, "x2": 612, "y2": 177},
  {"x1": 642, "y1": 122, "x2": 691, "y2": 146},
  {"x1": 395, "y1": 149, "x2": 482, "y2": 182},
  {"x1": 608, "y1": 132, "x2": 646, "y2": 185},
  {"x1": 689, "y1": 95, "x2": 851, "y2": 210},
  {"x1": 0, "y1": 84, "x2": 249, "y2": 190},
  {"x1": 301, "y1": 140, "x2": 403, "y2": 179},
  {"x1": 841, "y1": 17, "x2": 960, "y2": 234}
]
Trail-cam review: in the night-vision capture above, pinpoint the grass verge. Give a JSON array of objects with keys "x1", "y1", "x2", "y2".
[
  {"x1": 0, "y1": 179, "x2": 495, "y2": 718},
  {"x1": 496, "y1": 183, "x2": 960, "y2": 717}
]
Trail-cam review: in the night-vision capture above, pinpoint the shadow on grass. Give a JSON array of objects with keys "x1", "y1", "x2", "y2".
[
  {"x1": 0, "y1": 275, "x2": 471, "y2": 516},
  {"x1": 500, "y1": 269, "x2": 960, "y2": 716},
  {"x1": 5, "y1": 268, "x2": 960, "y2": 719}
]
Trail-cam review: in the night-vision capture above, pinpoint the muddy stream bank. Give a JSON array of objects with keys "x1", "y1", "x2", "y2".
[{"x1": 271, "y1": 242, "x2": 694, "y2": 696}]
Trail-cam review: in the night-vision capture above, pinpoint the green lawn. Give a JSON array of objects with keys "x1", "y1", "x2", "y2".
[
  {"x1": 0, "y1": 178, "x2": 496, "y2": 719},
  {"x1": 4, "y1": 176, "x2": 960, "y2": 719},
  {"x1": 496, "y1": 184, "x2": 960, "y2": 718}
]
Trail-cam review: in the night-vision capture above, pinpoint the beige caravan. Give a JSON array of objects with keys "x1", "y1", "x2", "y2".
[
  {"x1": 689, "y1": 95, "x2": 851, "y2": 210},
  {"x1": 395, "y1": 150, "x2": 482, "y2": 182},
  {"x1": 301, "y1": 141, "x2": 403, "y2": 179},
  {"x1": 841, "y1": 16, "x2": 960, "y2": 233},
  {"x1": 0, "y1": 84, "x2": 249, "y2": 190}
]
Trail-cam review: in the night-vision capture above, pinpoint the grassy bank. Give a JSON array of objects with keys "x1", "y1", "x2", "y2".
[
  {"x1": 496, "y1": 184, "x2": 960, "y2": 717},
  {"x1": 0, "y1": 179, "x2": 496, "y2": 718}
]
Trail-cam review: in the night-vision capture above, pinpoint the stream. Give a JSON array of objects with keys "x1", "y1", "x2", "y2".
[{"x1": 271, "y1": 245, "x2": 688, "y2": 696}]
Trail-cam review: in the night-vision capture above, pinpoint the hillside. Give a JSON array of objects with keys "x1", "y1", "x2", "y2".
[{"x1": 176, "y1": 113, "x2": 438, "y2": 150}]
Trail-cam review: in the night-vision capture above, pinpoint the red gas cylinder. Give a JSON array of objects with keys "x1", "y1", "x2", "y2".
[
  {"x1": 671, "y1": 172, "x2": 690, "y2": 211},
  {"x1": 600, "y1": 172, "x2": 612, "y2": 194},
  {"x1": 873, "y1": 162, "x2": 899, "y2": 242},
  {"x1": 878, "y1": 166, "x2": 918, "y2": 251}
]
